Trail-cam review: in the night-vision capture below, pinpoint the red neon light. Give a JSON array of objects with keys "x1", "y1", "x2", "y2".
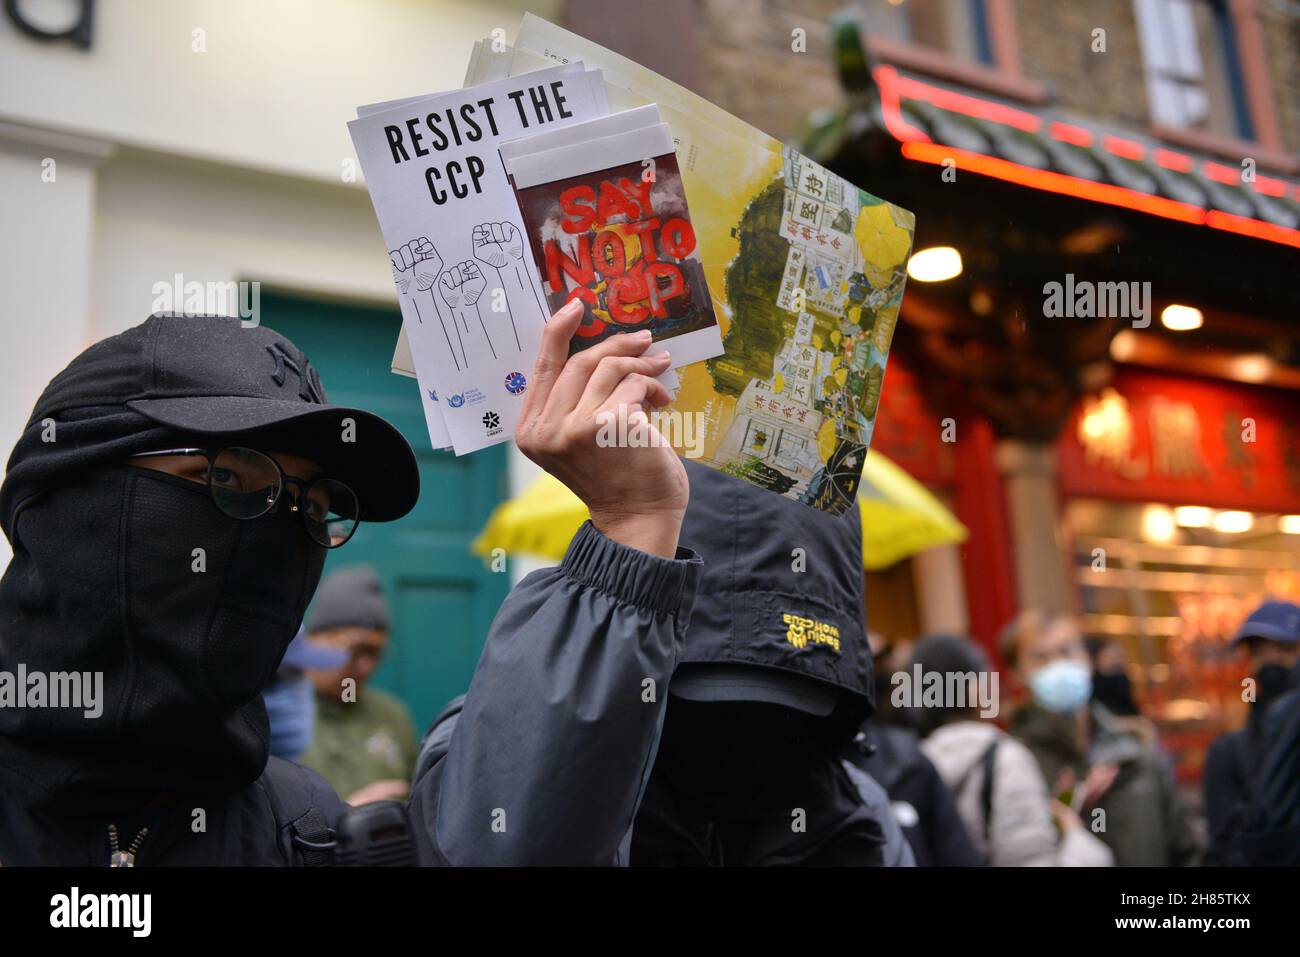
[
  {"x1": 1254, "y1": 176, "x2": 1287, "y2": 198},
  {"x1": 1049, "y1": 122, "x2": 1094, "y2": 148},
  {"x1": 873, "y1": 65, "x2": 931, "y2": 144},
  {"x1": 901, "y1": 142, "x2": 1204, "y2": 224},
  {"x1": 892, "y1": 72, "x2": 1042, "y2": 133},
  {"x1": 1205, "y1": 210, "x2": 1300, "y2": 249},
  {"x1": 1102, "y1": 135, "x2": 1146, "y2": 161},
  {"x1": 877, "y1": 67, "x2": 1297, "y2": 249},
  {"x1": 1153, "y1": 148, "x2": 1195, "y2": 173},
  {"x1": 1203, "y1": 162, "x2": 1244, "y2": 186}
]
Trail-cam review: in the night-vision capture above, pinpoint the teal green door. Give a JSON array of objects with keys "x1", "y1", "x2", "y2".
[{"x1": 261, "y1": 290, "x2": 510, "y2": 734}]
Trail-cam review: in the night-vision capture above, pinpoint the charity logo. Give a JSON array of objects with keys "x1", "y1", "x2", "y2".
[
  {"x1": 505, "y1": 371, "x2": 527, "y2": 395},
  {"x1": 482, "y1": 411, "x2": 501, "y2": 430},
  {"x1": 448, "y1": 393, "x2": 466, "y2": 408}
]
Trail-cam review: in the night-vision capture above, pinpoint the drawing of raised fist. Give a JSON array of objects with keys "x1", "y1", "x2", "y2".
[
  {"x1": 390, "y1": 237, "x2": 443, "y2": 294},
  {"x1": 439, "y1": 261, "x2": 487, "y2": 309},
  {"x1": 472, "y1": 222, "x2": 523, "y2": 269}
]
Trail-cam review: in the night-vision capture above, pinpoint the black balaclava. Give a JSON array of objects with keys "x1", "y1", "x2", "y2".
[{"x1": 0, "y1": 405, "x2": 325, "y2": 814}]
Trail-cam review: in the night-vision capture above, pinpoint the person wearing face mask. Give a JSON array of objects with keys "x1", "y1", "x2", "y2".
[
  {"x1": 262, "y1": 628, "x2": 349, "y2": 762},
  {"x1": 0, "y1": 305, "x2": 701, "y2": 865},
  {"x1": 1202, "y1": 599, "x2": 1300, "y2": 865},
  {"x1": 1002, "y1": 611, "x2": 1200, "y2": 867},
  {"x1": 299, "y1": 566, "x2": 418, "y2": 806},
  {"x1": 906, "y1": 634, "x2": 1112, "y2": 867}
]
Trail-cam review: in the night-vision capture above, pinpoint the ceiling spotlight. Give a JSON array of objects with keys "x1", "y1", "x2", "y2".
[
  {"x1": 1160, "y1": 304, "x2": 1203, "y2": 331},
  {"x1": 1212, "y1": 510, "x2": 1254, "y2": 534},
  {"x1": 1174, "y1": 506, "x2": 1213, "y2": 528},
  {"x1": 907, "y1": 246, "x2": 962, "y2": 282},
  {"x1": 1140, "y1": 504, "x2": 1177, "y2": 544}
]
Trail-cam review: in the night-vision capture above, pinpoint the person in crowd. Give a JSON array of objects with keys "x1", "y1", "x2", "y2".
[
  {"x1": 846, "y1": 632, "x2": 982, "y2": 866},
  {"x1": 1086, "y1": 637, "x2": 1140, "y2": 717},
  {"x1": 262, "y1": 627, "x2": 348, "y2": 761},
  {"x1": 1002, "y1": 611, "x2": 1200, "y2": 867},
  {"x1": 299, "y1": 566, "x2": 417, "y2": 805},
  {"x1": 1236, "y1": 645, "x2": 1300, "y2": 866},
  {"x1": 1203, "y1": 599, "x2": 1300, "y2": 864},
  {"x1": 0, "y1": 303, "x2": 701, "y2": 865},
  {"x1": 907, "y1": 633, "x2": 1113, "y2": 867},
  {"x1": 416, "y1": 460, "x2": 915, "y2": 866}
]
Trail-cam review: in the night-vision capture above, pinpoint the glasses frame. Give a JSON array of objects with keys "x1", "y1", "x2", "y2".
[{"x1": 131, "y1": 446, "x2": 360, "y2": 548}]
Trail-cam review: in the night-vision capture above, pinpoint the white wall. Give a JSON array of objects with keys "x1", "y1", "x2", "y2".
[
  {"x1": 0, "y1": 0, "x2": 562, "y2": 568},
  {"x1": 0, "y1": 0, "x2": 559, "y2": 183}
]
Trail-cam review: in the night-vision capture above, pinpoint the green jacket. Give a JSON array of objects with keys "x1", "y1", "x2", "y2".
[
  {"x1": 301, "y1": 686, "x2": 418, "y2": 801},
  {"x1": 1010, "y1": 702, "x2": 1200, "y2": 867}
]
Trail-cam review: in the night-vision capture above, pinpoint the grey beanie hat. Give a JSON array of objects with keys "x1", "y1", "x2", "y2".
[{"x1": 306, "y1": 565, "x2": 390, "y2": 633}]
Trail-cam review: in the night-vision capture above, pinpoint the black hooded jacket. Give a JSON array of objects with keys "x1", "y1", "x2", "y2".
[
  {"x1": 0, "y1": 328, "x2": 703, "y2": 865},
  {"x1": 411, "y1": 460, "x2": 912, "y2": 865}
]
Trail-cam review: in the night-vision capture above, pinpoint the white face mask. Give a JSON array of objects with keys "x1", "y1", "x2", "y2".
[{"x1": 1029, "y1": 659, "x2": 1093, "y2": 714}]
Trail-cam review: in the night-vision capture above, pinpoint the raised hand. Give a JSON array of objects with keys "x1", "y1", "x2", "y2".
[
  {"x1": 472, "y1": 222, "x2": 523, "y2": 269},
  {"x1": 439, "y1": 261, "x2": 488, "y2": 310},
  {"x1": 390, "y1": 237, "x2": 443, "y2": 294},
  {"x1": 515, "y1": 299, "x2": 686, "y2": 558}
]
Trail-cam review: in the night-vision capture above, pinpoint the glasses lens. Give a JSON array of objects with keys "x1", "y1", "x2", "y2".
[
  {"x1": 301, "y1": 478, "x2": 360, "y2": 548},
  {"x1": 209, "y1": 447, "x2": 282, "y2": 519}
]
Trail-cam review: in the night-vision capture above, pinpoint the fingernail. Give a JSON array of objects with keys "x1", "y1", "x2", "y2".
[
  {"x1": 635, "y1": 330, "x2": 653, "y2": 340},
  {"x1": 559, "y1": 299, "x2": 583, "y2": 317}
]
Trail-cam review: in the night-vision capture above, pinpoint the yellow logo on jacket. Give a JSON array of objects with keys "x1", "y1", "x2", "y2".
[{"x1": 783, "y1": 613, "x2": 841, "y2": 653}]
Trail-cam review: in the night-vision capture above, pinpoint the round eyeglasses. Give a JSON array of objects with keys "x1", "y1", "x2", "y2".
[{"x1": 132, "y1": 446, "x2": 360, "y2": 548}]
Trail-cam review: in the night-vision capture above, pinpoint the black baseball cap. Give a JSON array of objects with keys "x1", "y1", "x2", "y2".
[{"x1": 28, "y1": 313, "x2": 419, "y2": 522}]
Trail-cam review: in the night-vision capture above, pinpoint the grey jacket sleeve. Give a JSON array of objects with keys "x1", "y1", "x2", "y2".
[{"x1": 409, "y1": 520, "x2": 701, "y2": 865}]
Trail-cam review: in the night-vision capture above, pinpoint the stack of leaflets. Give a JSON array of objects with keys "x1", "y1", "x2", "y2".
[
  {"x1": 351, "y1": 15, "x2": 916, "y2": 516},
  {"x1": 501, "y1": 105, "x2": 721, "y2": 370}
]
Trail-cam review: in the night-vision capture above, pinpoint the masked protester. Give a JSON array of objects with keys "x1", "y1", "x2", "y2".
[
  {"x1": 1002, "y1": 611, "x2": 1200, "y2": 867},
  {"x1": 1203, "y1": 600, "x2": 1300, "y2": 864},
  {"x1": 0, "y1": 307, "x2": 701, "y2": 866},
  {"x1": 429, "y1": 455, "x2": 908, "y2": 867}
]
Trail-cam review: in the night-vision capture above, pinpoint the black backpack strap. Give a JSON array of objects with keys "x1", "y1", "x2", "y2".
[
  {"x1": 978, "y1": 738, "x2": 999, "y2": 841},
  {"x1": 262, "y1": 757, "x2": 337, "y2": 866}
]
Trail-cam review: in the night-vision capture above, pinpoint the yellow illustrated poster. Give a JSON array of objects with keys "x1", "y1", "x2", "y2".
[{"x1": 667, "y1": 130, "x2": 915, "y2": 514}]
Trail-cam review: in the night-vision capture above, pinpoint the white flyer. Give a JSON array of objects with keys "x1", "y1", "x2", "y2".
[{"x1": 349, "y1": 64, "x2": 610, "y2": 453}]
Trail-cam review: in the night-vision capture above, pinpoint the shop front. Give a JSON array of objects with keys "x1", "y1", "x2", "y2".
[{"x1": 1057, "y1": 366, "x2": 1300, "y2": 782}]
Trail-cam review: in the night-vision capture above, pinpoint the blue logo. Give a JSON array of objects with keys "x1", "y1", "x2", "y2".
[
  {"x1": 505, "y1": 371, "x2": 527, "y2": 395},
  {"x1": 448, "y1": 393, "x2": 466, "y2": 409}
]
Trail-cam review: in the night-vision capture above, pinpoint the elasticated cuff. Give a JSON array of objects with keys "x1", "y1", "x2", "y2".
[{"x1": 560, "y1": 520, "x2": 701, "y2": 619}]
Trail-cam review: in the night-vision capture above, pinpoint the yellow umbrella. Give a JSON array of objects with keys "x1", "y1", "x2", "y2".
[
  {"x1": 858, "y1": 449, "x2": 967, "y2": 569},
  {"x1": 472, "y1": 450, "x2": 967, "y2": 569}
]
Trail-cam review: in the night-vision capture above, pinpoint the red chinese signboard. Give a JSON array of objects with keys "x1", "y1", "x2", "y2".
[{"x1": 1057, "y1": 367, "x2": 1300, "y2": 513}]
